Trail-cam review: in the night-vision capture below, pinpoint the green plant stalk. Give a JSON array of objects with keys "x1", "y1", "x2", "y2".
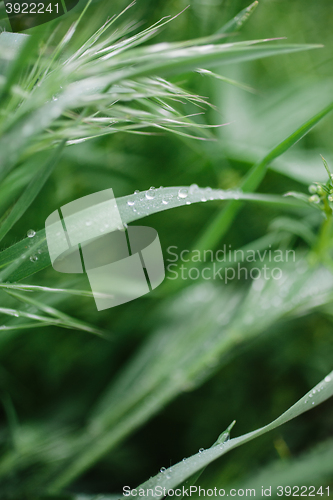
[
  {"x1": 193, "y1": 101, "x2": 333, "y2": 254},
  {"x1": 310, "y1": 206, "x2": 333, "y2": 268}
]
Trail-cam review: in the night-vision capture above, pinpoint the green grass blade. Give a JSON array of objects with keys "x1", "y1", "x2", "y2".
[
  {"x1": 0, "y1": 187, "x2": 304, "y2": 282},
  {"x1": 217, "y1": 1, "x2": 259, "y2": 35},
  {"x1": 48, "y1": 260, "x2": 333, "y2": 491},
  {"x1": 194, "y1": 101, "x2": 333, "y2": 253},
  {"x1": 120, "y1": 371, "x2": 333, "y2": 500},
  {"x1": 0, "y1": 140, "x2": 65, "y2": 243},
  {"x1": 4, "y1": 289, "x2": 106, "y2": 337}
]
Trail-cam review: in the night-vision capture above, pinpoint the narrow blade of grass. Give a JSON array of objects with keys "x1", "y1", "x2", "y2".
[
  {"x1": 217, "y1": 1, "x2": 259, "y2": 35},
  {"x1": 119, "y1": 371, "x2": 333, "y2": 500},
  {"x1": 193, "y1": 101, "x2": 333, "y2": 253},
  {"x1": 0, "y1": 187, "x2": 304, "y2": 282},
  {"x1": 0, "y1": 140, "x2": 65, "y2": 243}
]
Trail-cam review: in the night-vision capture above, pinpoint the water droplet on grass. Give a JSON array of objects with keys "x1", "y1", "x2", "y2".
[
  {"x1": 178, "y1": 188, "x2": 188, "y2": 199},
  {"x1": 162, "y1": 194, "x2": 173, "y2": 205},
  {"x1": 127, "y1": 200, "x2": 135, "y2": 206},
  {"x1": 27, "y1": 229, "x2": 36, "y2": 238},
  {"x1": 30, "y1": 255, "x2": 38, "y2": 262},
  {"x1": 146, "y1": 187, "x2": 156, "y2": 200},
  {"x1": 160, "y1": 467, "x2": 166, "y2": 473}
]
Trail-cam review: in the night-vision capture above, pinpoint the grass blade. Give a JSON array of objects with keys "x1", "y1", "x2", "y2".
[
  {"x1": 0, "y1": 187, "x2": 304, "y2": 282},
  {"x1": 193, "y1": 101, "x2": 333, "y2": 253},
  {"x1": 121, "y1": 371, "x2": 333, "y2": 500},
  {"x1": 217, "y1": 1, "x2": 259, "y2": 35},
  {"x1": 0, "y1": 140, "x2": 65, "y2": 243}
]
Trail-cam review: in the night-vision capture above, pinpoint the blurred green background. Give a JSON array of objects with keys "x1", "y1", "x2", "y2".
[{"x1": 0, "y1": 0, "x2": 333, "y2": 498}]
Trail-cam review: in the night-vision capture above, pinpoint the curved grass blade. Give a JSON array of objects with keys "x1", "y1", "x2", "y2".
[
  {"x1": 120, "y1": 371, "x2": 333, "y2": 500},
  {"x1": 4, "y1": 289, "x2": 106, "y2": 337},
  {"x1": 193, "y1": 101, "x2": 333, "y2": 254},
  {"x1": 47, "y1": 260, "x2": 333, "y2": 491},
  {"x1": 0, "y1": 187, "x2": 304, "y2": 283}
]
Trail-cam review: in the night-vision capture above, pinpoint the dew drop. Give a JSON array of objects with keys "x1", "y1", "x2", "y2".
[
  {"x1": 85, "y1": 221, "x2": 92, "y2": 227},
  {"x1": 30, "y1": 255, "x2": 38, "y2": 263},
  {"x1": 186, "y1": 201, "x2": 191, "y2": 205},
  {"x1": 160, "y1": 467, "x2": 166, "y2": 473},
  {"x1": 189, "y1": 183, "x2": 199, "y2": 194},
  {"x1": 146, "y1": 187, "x2": 156, "y2": 200},
  {"x1": 325, "y1": 375, "x2": 331, "y2": 382},
  {"x1": 178, "y1": 188, "x2": 188, "y2": 199},
  {"x1": 199, "y1": 448, "x2": 204, "y2": 453},
  {"x1": 127, "y1": 200, "x2": 135, "y2": 206},
  {"x1": 162, "y1": 194, "x2": 173, "y2": 205},
  {"x1": 27, "y1": 229, "x2": 36, "y2": 238},
  {"x1": 134, "y1": 190, "x2": 140, "y2": 194}
]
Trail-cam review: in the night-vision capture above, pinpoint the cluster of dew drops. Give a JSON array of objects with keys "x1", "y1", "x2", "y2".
[
  {"x1": 127, "y1": 186, "x2": 193, "y2": 211},
  {"x1": 303, "y1": 374, "x2": 332, "y2": 406},
  {"x1": 26, "y1": 229, "x2": 42, "y2": 263},
  {"x1": 126, "y1": 184, "x2": 233, "y2": 213},
  {"x1": 158, "y1": 430, "x2": 232, "y2": 479}
]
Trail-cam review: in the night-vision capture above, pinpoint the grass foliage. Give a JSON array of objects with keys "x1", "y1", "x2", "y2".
[{"x1": 0, "y1": 0, "x2": 333, "y2": 498}]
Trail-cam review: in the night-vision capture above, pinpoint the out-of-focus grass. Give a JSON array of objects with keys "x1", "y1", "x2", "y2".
[{"x1": 0, "y1": 0, "x2": 333, "y2": 499}]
